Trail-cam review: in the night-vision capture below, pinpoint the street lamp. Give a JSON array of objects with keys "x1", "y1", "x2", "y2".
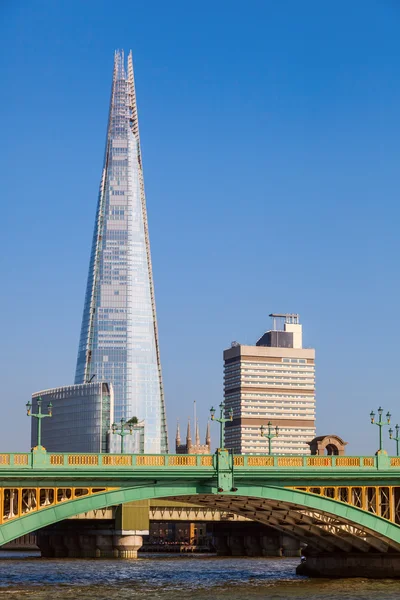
[
  {"x1": 370, "y1": 407, "x2": 391, "y2": 453},
  {"x1": 26, "y1": 397, "x2": 53, "y2": 449},
  {"x1": 111, "y1": 418, "x2": 133, "y2": 454},
  {"x1": 389, "y1": 424, "x2": 400, "y2": 456},
  {"x1": 260, "y1": 421, "x2": 279, "y2": 455},
  {"x1": 210, "y1": 402, "x2": 233, "y2": 449}
]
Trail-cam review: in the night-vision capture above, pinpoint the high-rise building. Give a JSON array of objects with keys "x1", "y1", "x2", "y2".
[
  {"x1": 224, "y1": 314, "x2": 316, "y2": 454},
  {"x1": 74, "y1": 50, "x2": 168, "y2": 453},
  {"x1": 31, "y1": 383, "x2": 113, "y2": 453}
]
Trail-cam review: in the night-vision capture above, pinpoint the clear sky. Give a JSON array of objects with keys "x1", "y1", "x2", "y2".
[{"x1": 1, "y1": 0, "x2": 400, "y2": 454}]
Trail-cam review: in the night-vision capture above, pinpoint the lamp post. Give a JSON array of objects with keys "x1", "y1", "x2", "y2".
[
  {"x1": 370, "y1": 407, "x2": 391, "y2": 453},
  {"x1": 260, "y1": 421, "x2": 279, "y2": 455},
  {"x1": 389, "y1": 424, "x2": 400, "y2": 456},
  {"x1": 210, "y1": 402, "x2": 233, "y2": 449},
  {"x1": 26, "y1": 397, "x2": 53, "y2": 449},
  {"x1": 112, "y1": 418, "x2": 133, "y2": 454}
]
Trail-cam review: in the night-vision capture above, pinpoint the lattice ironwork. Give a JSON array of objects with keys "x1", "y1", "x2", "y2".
[
  {"x1": 294, "y1": 485, "x2": 400, "y2": 523},
  {"x1": 0, "y1": 487, "x2": 109, "y2": 524}
]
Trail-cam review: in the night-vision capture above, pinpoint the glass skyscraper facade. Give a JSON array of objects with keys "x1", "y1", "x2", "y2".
[
  {"x1": 31, "y1": 383, "x2": 113, "y2": 453},
  {"x1": 75, "y1": 50, "x2": 168, "y2": 453}
]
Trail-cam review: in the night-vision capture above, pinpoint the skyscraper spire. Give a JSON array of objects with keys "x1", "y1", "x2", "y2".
[{"x1": 75, "y1": 50, "x2": 168, "y2": 453}]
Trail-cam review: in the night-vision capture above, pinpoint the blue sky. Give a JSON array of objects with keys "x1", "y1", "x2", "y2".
[{"x1": 1, "y1": 1, "x2": 400, "y2": 454}]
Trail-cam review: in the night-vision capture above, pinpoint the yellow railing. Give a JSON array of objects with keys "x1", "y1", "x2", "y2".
[
  {"x1": 103, "y1": 455, "x2": 132, "y2": 466},
  {"x1": 68, "y1": 455, "x2": 99, "y2": 466},
  {"x1": 234, "y1": 456, "x2": 244, "y2": 466},
  {"x1": 278, "y1": 457, "x2": 303, "y2": 467},
  {"x1": 168, "y1": 456, "x2": 197, "y2": 466},
  {"x1": 136, "y1": 456, "x2": 165, "y2": 466},
  {"x1": 201, "y1": 456, "x2": 213, "y2": 466},
  {"x1": 307, "y1": 457, "x2": 332, "y2": 467},
  {"x1": 13, "y1": 455, "x2": 29, "y2": 466},
  {"x1": 336, "y1": 457, "x2": 360, "y2": 467},
  {"x1": 248, "y1": 456, "x2": 274, "y2": 467}
]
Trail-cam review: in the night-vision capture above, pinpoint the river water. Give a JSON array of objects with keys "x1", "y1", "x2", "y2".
[{"x1": 0, "y1": 554, "x2": 398, "y2": 599}]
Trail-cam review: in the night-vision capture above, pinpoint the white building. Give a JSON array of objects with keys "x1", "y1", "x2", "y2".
[{"x1": 224, "y1": 314, "x2": 316, "y2": 454}]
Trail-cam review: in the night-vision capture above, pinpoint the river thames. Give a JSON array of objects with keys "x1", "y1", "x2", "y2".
[{"x1": 0, "y1": 555, "x2": 399, "y2": 599}]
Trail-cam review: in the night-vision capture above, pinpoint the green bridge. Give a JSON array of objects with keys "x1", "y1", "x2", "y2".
[{"x1": 1, "y1": 447, "x2": 400, "y2": 576}]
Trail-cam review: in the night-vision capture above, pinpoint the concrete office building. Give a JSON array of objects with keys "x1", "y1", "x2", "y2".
[{"x1": 224, "y1": 314, "x2": 316, "y2": 454}]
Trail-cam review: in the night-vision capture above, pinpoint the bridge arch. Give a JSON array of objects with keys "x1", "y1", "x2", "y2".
[{"x1": 1, "y1": 484, "x2": 400, "y2": 552}]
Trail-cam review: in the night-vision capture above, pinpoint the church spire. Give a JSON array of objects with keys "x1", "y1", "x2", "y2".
[
  {"x1": 176, "y1": 421, "x2": 181, "y2": 447},
  {"x1": 206, "y1": 420, "x2": 211, "y2": 448},
  {"x1": 186, "y1": 419, "x2": 192, "y2": 445},
  {"x1": 195, "y1": 420, "x2": 200, "y2": 446}
]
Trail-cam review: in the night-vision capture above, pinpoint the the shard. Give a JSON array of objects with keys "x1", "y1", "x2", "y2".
[{"x1": 75, "y1": 50, "x2": 168, "y2": 453}]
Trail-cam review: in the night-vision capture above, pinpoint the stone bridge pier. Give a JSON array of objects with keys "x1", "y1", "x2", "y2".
[
  {"x1": 37, "y1": 523, "x2": 146, "y2": 559},
  {"x1": 297, "y1": 550, "x2": 400, "y2": 578},
  {"x1": 211, "y1": 522, "x2": 301, "y2": 557}
]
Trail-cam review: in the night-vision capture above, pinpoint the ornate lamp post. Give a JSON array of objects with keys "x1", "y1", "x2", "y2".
[
  {"x1": 370, "y1": 407, "x2": 391, "y2": 453},
  {"x1": 26, "y1": 397, "x2": 53, "y2": 449},
  {"x1": 260, "y1": 421, "x2": 279, "y2": 455},
  {"x1": 210, "y1": 402, "x2": 233, "y2": 449},
  {"x1": 389, "y1": 424, "x2": 400, "y2": 456},
  {"x1": 112, "y1": 418, "x2": 133, "y2": 454}
]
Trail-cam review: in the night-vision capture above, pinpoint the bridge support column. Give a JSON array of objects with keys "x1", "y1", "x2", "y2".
[
  {"x1": 228, "y1": 534, "x2": 245, "y2": 556},
  {"x1": 95, "y1": 534, "x2": 114, "y2": 558},
  {"x1": 112, "y1": 532, "x2": 143, "y2": 559},
  {"x1": 297, "y1": 553, "x2": 400, "y2": 578},
  {"x1": 78, "y1": 534, "x2": 98, "y2": 558},
  {"x1": 36, "y1": 533, "x2": 54, "y2": 558},
  {"x1": 244, "y1": 535, "x2": 262, "y2": 556},
  {"x1": 261, "y1": 534, "x2": 281, "y2": 557},
  {"x1": 213, "y1": 533, "x2": 230, "y2": 555},
  {"x1": 279, "y1": 535, "x2": 301, "y2": 557},
  {"x1": 64, "y1": 533, "x2": 81, "y2": 558},
  {"x1": 50, "y1": 534, "x2": 68, "y2": 557}
]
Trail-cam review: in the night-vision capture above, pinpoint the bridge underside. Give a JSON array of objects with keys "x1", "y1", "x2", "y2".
[
  {"x1": 166, "y1": 493, "x2": 400, "y2": 554},
  {"x1": 1, "y1": 484, "x2": 400, "y2": 559}
]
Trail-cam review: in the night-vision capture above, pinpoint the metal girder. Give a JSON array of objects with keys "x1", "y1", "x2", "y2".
[
  {"x1": 167, "y1": 490, "x2": 400, "y2": 554},
  {"x1": 0, "y1": 482, "x2": 400, "y2": 555}
]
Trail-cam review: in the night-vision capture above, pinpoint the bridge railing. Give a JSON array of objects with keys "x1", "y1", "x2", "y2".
[
  {"x1": 232, "y1": 455, "x2": 393, "y2": 468},
  {"x1": 0, "y1": 452, "x2": 399, "y2": 469}
]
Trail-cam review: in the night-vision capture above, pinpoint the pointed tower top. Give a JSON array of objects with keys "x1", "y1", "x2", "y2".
[
  {"x1": 176, "y1": 420, "x2": 181, "y2": 445},
  {"x1": 195, "y1": 420, "x2": 200, "y2": 446},
  {"x1": 186, "y1": 419, "x2": 192, "y2": 444},
  {"x1": 206, "y1": 420, "x2": 211, "y2": 447}
]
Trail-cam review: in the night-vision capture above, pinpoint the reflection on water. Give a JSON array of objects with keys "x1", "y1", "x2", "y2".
[{"x1": 0, "y1": 555, "x2": 398, "y2": 599}]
